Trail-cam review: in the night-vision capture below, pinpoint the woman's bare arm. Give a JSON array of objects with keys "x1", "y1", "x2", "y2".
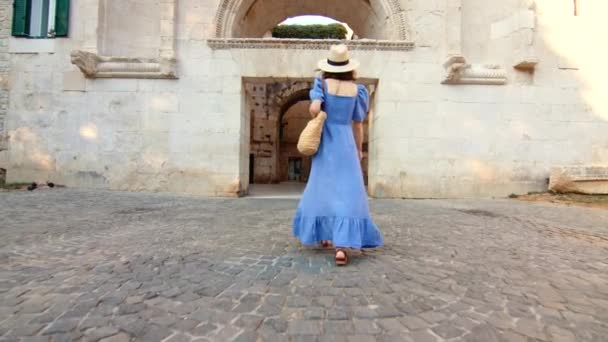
[
  {"x1": 353, "y1": 122, "x2": 364, "y2": 160},
  {"x1": 309, "y1": 100, "x2": 322, "y2": 117}
]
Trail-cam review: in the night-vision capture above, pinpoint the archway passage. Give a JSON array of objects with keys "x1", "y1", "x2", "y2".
[
  {"x1": 244, "y1": 78, "x2": 373, "y2": 197},
  {"x1": 280, "y1": 100, "x2": 313, "y2": 183},
  {"x1": 215, "y1": 0, "x2": 408, "y2": 40}
]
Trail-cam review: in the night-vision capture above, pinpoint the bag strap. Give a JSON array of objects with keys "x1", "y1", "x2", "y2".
[{"x1": 320, "y1": 77, "x2": 327, "y2": 111}]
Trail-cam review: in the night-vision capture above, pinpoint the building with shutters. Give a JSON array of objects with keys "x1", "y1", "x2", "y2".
[{"x1": 0, "y1": 0, "x2": 607, "y2": 198}]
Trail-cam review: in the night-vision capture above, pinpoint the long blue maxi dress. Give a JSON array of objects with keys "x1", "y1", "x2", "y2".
[{"x1": 293, "y1": 77, "x2": 384, "y2": 249}]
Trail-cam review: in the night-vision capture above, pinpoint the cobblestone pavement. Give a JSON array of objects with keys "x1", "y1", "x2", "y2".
[{"x1": 1, "y1": 189, "x2": 608, "y2": 342}]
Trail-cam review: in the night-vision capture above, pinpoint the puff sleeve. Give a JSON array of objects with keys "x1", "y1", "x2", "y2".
[
  {"x1": 353, "y1": 85, "x2": 369, "y2": 122},
  {"x1": 309, "y1": 76, "x2": 325, "y2": 103}
]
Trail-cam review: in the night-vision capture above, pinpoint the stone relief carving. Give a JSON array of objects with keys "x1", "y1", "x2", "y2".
[
  {"x1": 70, "y1": 51, "x2": 101, "y2": 78},
  {"x1": 441, "y1": 55, "x2": 507, "y2": 85},
  {"x1": 71, "y1": 51, "x2": 178, "y2": 79},
  {"x1": 71, "y1": 0, "x2": 178, "y2": 79},
  {"x1": 207, "y1": 38, "x2": 414, "y2": 51}
]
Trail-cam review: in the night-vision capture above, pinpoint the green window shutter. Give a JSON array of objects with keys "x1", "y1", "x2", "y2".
[
  {"x1": 12, "y1": 0, "x2": 30, "y2": 37},
  {"x1": 54, "y1": 0, "x2": 69, "y2": 37}
]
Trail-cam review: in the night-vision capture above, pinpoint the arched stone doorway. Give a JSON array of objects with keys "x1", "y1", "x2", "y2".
[
  {"x1": 279, "y1": 100, "x2": 312, "y2": 183},
  {"x1": 244, "y1": 78, "x2": 373, "y2": 195},
  {"x1": 214, "y1": 0, "x2": 409, "y2": 40},
  {"x1": 246, "y1": 79, "x2": 313, "y2": 185}
]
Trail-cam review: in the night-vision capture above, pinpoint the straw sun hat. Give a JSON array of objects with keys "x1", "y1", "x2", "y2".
[{"x1": 317, "y1": 44, "x2": 360, "y2": 73}]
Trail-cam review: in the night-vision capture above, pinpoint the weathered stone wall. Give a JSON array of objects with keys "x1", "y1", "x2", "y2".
[
  {"x1": 0, "y1": 0, "x2": 11, "y2": 168},
  {"x1": 98, "y1": 0, "x2": 161, "y2": 58},
  {"x1": 4, "y1": 0, "x2": 608, "y2": 198}
]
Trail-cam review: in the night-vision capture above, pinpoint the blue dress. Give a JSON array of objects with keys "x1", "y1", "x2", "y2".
[{"x1": 293, "y1": 77, "x2": 384, "y2": 249}]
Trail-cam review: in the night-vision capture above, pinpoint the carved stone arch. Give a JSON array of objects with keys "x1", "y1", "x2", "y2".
[
  {"x1": 273, "y1": 81, "x2": 314, "y2": 113},
  {"x1": 213, "y1": 0, "x2": 409, "y2": 40}
]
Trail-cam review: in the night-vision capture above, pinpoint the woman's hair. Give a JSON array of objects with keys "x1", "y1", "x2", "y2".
[{"x1": 322, "y1": 70, "x2": 357, "y2": 81}]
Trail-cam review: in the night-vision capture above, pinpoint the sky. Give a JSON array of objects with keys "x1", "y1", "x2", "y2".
[{"x1": 281, "y1": 15, "x2": 339, "y2": 26}]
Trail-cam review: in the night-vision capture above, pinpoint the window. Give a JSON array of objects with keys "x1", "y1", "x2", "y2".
[{"x1": 12, "y1": 0, "x2": 69, "y2": 38}]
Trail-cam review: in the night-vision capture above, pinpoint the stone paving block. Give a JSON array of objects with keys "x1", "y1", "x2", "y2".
[
  {"x1": 353, "y1": 320, "x2": 381, "y2": 335},
  {"x1": 431, "y1": 322, "x2": 466, "y2": 339},
  {"x1": 346, "y1": 335, "x2": 376, "y2": 342},
  {"x1": 375, "y1": 305, "x2": 402, "y2": 318},
  {"x1": 259, "y1": 318, "x2": 288, "y2": 334},
  {"x1": 141, "y1": 326, "x2": 173, "y2": 342},
  {"x1": 352, "y1": 307, "x2": 378, "y2": 320},
  {"x1": 318, "y1": 335, "x2": 348, "y2": 342},
  {"x1": 499, "y1": 331, "x2": 528, "y2": 342},
  {"x1": 235, "y1": 314, "x2": 264, "y2": 329},
  {"x1": 409, "y1": 330, "x2": 439, "y2": 342},
  {"x1": 42, "y1": 319, "x2": 79, "y2": 335},
  {"x1": 19, "y1": 337, "x2": 49, "y2": 342},
  {"x1": 463, "y1": 324, "x2": 500, "y2": 342},
  {"x1": 99, "y1": 332, "x2": 132, "y2": 342},
  {"x1": 213, "y1": 326, "x2": 242, "y2": 341},
  {"x1": 288, "y1": 320, "x2": 322, "y2": 335},
  {"x1": 164, "y1": 333, "x2": 191, "y2": 342},
  {"x1": 376, "y1": 318, "x2": 407, "y2": 333},
  {"x1": 174, "y1": 319, "x2": 200, "y2": 331},
  {"x1": 258, "y1": 333, "x2": 290, "y2": 342},
  {"x1": 546, "y1": 325, "x2": 576, "y2": 342},
  {"x1": 191, "y1": 323, "x2": 217, "y2": 336},
  {"x1": 323, "y1": 321, "x2": 355, "y2": 334},
  {"x1": 6, "y1": 324, "x2": 45, "y2": 336},
  {"x1": 303, "y1": 307, "x2": 325, "y2": 320},
  {"x1": 514, "y1": 318, "x2": 548, "y2": 340},
  {"x1": 400, "y1": 315, "x2": 429, "y2": 330},
  {"x1": 84, "y1": 326, "x2": 120, "y2": 341},
  {"x1": 420, "y1": 311, "x2": 448, "y2": 324},
  {"x1": 287, "y1": 296, "x2": 312, "y2": 308},
  {"x1": 233, "y1": 331, "x2": 259, "y2": 342},
  {"x1": 378, "y1": 334, "x2": 415, "y2": 342}
]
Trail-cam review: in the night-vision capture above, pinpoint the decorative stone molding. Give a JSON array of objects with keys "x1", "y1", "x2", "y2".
[
  {"x1": 207, "y1": 38, "x2": 414, "y2": 51},
  {"x1": 441, "y1": 55, "x2": 507, "y2": 85},
  {"x1": 72, "y1": 0, "x2": 178, "y2": 79},
  {"x1": 214, "y1": 0, "x2": 409, "y2": 40},
  {"x1": 70, "y1": 51, "x2": 178, "y2": 79}
]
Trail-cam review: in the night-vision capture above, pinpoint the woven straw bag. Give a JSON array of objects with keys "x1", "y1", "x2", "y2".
[{"x1": 297, "y1": 111, "x2": 327, "y2": 156}]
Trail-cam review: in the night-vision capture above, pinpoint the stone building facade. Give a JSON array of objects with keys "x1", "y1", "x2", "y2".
[
  {"x1": 1, "y1": 0, "x2": 607, "y2": 198},
  {"x1": 0, "y1": 0, "x2": 11, "y2": 169}
]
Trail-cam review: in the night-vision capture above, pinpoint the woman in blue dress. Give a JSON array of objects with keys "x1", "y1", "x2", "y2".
[{"x1": 293, "y1": 44, "x2": 384, "y2": 266}]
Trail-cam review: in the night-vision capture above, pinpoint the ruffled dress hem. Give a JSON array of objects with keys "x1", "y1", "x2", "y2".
[{"x1": 293, "y1": 214, "x2": 384, "y2": 249}]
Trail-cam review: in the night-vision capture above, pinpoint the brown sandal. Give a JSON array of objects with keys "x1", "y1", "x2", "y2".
[
  {"x1": 321, "y1": 240, "x2": 333, "y2": 248},
  {"x1": 335, "y1": 249, "x2": 348, "y2": 266}
]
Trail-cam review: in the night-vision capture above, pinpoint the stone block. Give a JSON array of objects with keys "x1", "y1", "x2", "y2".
[
  {"x1": 549, "y1": 166, "x2": 608, "y2": 194},
  {"x1": 146, "y1": 93, "x2": 179, "y2": 113},
  {"x1": 491, "y1": 10, "x2": 535, "y2": 40},
  {"x1": 9, "y1": 38, "x2": 56, "y2": 53},
  {"x1": 86, "y1": 79, "x2": 138, "y2": 92},
  {"x1": 63, "y1": 71, "x2": 86, "y2": 92}
]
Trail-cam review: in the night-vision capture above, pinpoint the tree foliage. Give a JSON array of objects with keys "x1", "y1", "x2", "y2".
[{"x1": 272, "y1": 24, "x2": 347, "y2": 40}]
